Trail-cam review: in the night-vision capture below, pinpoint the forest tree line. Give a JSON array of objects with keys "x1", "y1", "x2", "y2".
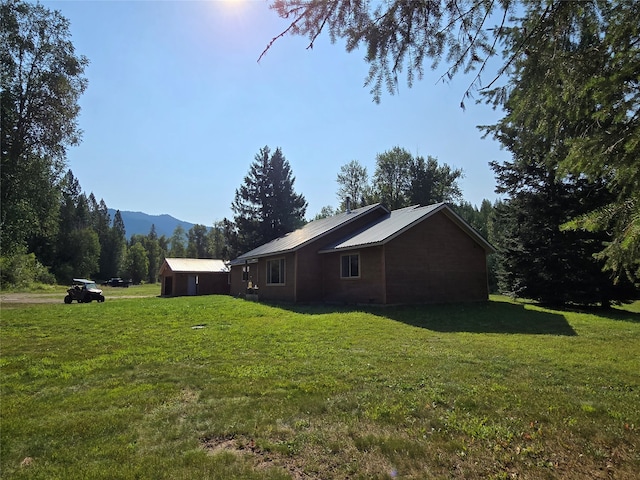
[{"x1": 0, "y1": 141, "x2": 492, "y2": 289}]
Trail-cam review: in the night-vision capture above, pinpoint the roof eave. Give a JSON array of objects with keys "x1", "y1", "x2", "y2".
[{"x1": 318, "y1": 241, "x2": 385, "y2": 254}]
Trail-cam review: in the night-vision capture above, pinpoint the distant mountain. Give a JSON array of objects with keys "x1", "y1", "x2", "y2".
[{"x1": 108, "y1": 209, "x2": 199, "y2": 239}]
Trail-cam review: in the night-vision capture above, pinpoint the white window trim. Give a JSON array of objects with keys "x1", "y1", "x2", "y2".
[
  {"x1": 266, "y1": 257, "x2": 286, "y2": 286},
  {"x1": 340, "y1": 253, "x2": 360, "y2": 279}
]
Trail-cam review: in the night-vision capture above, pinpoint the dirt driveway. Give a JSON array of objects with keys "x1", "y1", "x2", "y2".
[
  {"x1": 0, "y1": 293, "x2": 63, "y2": 304},
  {"x1": 0, "y1": 293, "x2": 153, "y2": 304}
]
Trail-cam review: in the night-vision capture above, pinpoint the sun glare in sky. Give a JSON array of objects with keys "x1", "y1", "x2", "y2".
[
  {"x1": 48, "y1": 0, "x2": 505, "y2": 225},
  {"x1": 215, "y1": 0, "x2": 249, "y2": 13}
]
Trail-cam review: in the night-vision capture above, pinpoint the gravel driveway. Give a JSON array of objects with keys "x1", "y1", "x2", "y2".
[
  {"x1": 0, "y1": 293, "x2": 154, "y2": 304},
  {"x1": 0, "y1": 293, "x2": 63, "y2": 304}
]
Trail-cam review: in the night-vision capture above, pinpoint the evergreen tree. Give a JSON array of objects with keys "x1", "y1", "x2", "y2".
[
  {"x1": 220, "y1": 218, "x2": 239, "y2": 261},
  {"x1": 145, "y1": 224, "x2": 160, "y2": 283},
  {"x1": 157, "y1": 234, "x2": 169, "y2": 268},
  {"x1": 187, "y1": 224, "x2": 209, "y2": 258},
  {"x1": 54, "y1": 171, "x2": 78, "y2": 279},
  {"x1": 53, "y1": 171, "x2": 98, "y2": 282},
  {"x1": 489, "y1": 177, "x2": 632, "y2": 306},
  {"x1": 110, "y1": 210, "x2": 127, "y2": 276},
  {"x1": 482, "y1": 0, "x2": 639, "y2": 285},
  {"x1": 454, "y1": 200, "x2": 493, "y2": 242},
  {"x1": 207, "y1": 221, "x2": 228, "y2": 259},
  {"x1": 124, "y1": 242, "x2": 148, "y2": 285},
  {"x1": 231, "y1": 146, "x2": 307, "y2": 253},
  {"x1": 98, "y1": 209, "x2": 126, "y2": 279},
  {"x1": 88, "y1": 196, "x2": 112, "y2": 278},
  {"x1": 169, "y1": 225, "x2": 187, "y2": 258},
  {"x1": 480, "y1": 1, "x2": 638, "y2": 302},
  {"x1": 264, "y1": 0, "x2": 515, "y2": 103}
]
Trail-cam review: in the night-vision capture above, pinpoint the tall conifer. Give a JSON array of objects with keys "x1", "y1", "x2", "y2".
[{"x1": 231, "y1": 146, "x2": 307, "y2": 253}]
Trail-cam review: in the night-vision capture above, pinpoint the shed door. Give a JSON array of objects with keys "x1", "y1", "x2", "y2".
[
  {"x1": 164, "y1": 277, "x2": 173, "y2": 296},
  {"x1": 187, "y1": 275, "x2": 197, "y2": 295}
]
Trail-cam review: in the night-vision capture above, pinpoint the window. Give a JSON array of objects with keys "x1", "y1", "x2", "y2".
[
  {"x1": 341, "y1": 253, "x2": 360, "y2": 278},
  {"x1": 266, "y1": 258, "x2": 285, "y2": 285}
]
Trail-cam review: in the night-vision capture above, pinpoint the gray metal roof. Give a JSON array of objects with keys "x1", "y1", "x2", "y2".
[
  {"x1": 162, "y1": 258, "x2": 229, "y2": 273},
  {"x1": 231, "y1": 203, "x2": 386, "y2": 265},
  {"x1": 319, "y1": 203, "x2": 496, "y2": 253}
]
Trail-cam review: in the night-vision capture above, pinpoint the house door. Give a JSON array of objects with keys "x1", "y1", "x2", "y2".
[
  {"x1": 187, "y1": 275, "x2": 197, "y2": 295},
  {"x1": 164, "y1": 277, "x2": 173, "y2": 296}
]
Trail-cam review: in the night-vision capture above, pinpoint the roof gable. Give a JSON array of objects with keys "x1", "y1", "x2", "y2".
[
  {"x1": 230, "y1": 203, "x2": 388, "y2": 264},
  {"x1": 319, "y1": 203, "x2": 496, "y2": 253}
]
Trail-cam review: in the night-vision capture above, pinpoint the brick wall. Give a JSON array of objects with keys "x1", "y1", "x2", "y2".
[{"x1": 384, "y1": 210, "x2": 489, "y2": 303}]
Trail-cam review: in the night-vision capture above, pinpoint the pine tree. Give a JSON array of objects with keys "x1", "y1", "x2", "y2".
[
  {"x1": 101, "y1": 209, "x2": 126, "y2": 278},
  {"x1": 145, "y1": 224, "x2": 160, "y2": 283},
  {"x1": 186, "y1": 225, "x2": 209, "y2": 258},
  {"x1": 231, "y1": 146, "x2": 307, "y2": 253},
  {"x1": 169, "y1": 225, "x2": 187, "y2": 258},
  {"x1": 489, "y1": 169, "x2": 631, "y2": 306},
  {"x1": 482, "y1": 0, "x2": 639, "y2": 286}
]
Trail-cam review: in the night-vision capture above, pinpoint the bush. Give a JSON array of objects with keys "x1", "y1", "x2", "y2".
[{"x1": 0, "y1": 251, "x2": 56, "y2": 289}]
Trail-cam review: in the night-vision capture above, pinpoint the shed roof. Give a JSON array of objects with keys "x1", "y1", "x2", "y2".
[
  {"x1": 319, "y1": 203, "x2": 496, "y2": 253},
  {"x1": 160, "y1": 258, "x2": 229, "y2": 275},
  {"x1": 230, "y1": 203, "x2": 387, "y2": 265}
]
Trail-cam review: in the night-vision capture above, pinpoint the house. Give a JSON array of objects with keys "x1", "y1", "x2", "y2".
[
  {"x1": 159, "y1": 258, "x2": 230, "y2": 297},
  {"x1": 229, "y1": 203, "x2": 495, "y2": 304}
]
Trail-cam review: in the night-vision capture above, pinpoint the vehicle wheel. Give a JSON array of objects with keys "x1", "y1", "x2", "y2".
[
  {"x1": 64, "y1": 295, "x2": 72, "y2": 304},
  {"x1": 98, "y1": 295, "x2": 105, "y2": 303}
]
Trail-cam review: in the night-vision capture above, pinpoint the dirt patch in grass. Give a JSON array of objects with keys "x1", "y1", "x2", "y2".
[{"x1": 201, "y1": 434, "x2": 310, "y2": 479}]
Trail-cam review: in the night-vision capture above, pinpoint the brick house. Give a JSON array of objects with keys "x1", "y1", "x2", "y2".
[
  {"x1": 229, "y1": 203, "x2": 495, "y2": 304},
  {"x1": 159, "y1": 258, "x2": 229, "y2": 296}
]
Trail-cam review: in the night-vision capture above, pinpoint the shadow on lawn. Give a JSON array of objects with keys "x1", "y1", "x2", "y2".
[
  {"x1": 275, "y1": 300, "x2": 577, "y2": 336},
  {"x1": 379, "y1": 301, "x2": 577, "y2": 335},
  {"x1": 554, "y1": 303, "x2": 640, "y2": 324}
]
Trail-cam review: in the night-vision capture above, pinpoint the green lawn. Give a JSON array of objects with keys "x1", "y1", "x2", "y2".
[{"x1": 1, "y1": 295, "x2": 638, "y2": 479}]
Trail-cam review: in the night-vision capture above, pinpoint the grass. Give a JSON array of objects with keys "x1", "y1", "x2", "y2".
[{"x1": 1, "y1": 294, "x2": 638, "y2": 479}]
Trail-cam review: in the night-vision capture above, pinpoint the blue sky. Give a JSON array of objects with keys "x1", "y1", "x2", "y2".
[{"x1": 44, "y1": 0, "x2": 509, "y2": 226}]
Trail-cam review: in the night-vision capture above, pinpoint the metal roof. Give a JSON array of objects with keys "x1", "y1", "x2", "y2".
[
  {"x1": 161, "y1": 258, "x2": 229, "y2": 273},
  {"x1": 319, "y1": 203, "x2": 496, "y2": 253},
  {"x1": 230, "y1": 203, "x2": 386, "y2": 265}
]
